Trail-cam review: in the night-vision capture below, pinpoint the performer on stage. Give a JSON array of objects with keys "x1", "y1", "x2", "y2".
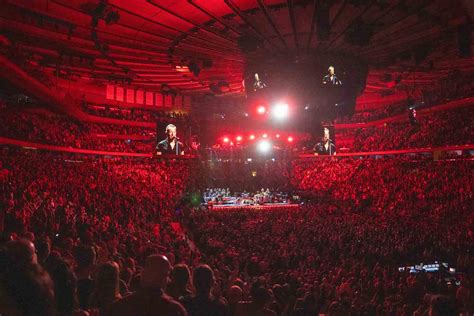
[
  {"x1": 322, "y1": 66, "x2": 342, "y2": 86},
  {"x1": 156, "y1": 124, "x2": 185, "y2": 155}
]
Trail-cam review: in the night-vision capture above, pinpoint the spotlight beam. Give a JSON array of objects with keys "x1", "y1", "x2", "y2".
[
  {"x1": 271, "y1": 102, "x2": 289, "y2": 120},
  {"x1": 257, "y1": 140, "x2": 272, "y2": 153}
]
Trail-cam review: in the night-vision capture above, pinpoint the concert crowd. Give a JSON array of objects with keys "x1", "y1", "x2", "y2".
[{"x1": 1, "y1": 148, "x2": 472, "y2": 315}]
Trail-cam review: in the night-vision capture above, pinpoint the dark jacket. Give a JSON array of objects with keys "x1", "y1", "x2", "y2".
[
  {"x1": 108, "y1": 288, "x2": 187, "y2": 316},
  {"x1": 156, "y1": 139, "x2": 185, "y2": 155}
]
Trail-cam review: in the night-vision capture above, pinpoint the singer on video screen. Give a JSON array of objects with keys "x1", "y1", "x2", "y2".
[
  {"x1": 322, "y1": 66, "x2": 342, "y2": 86},
  {"x1": 314, "y1": 128, "x2": 336, "y2": 156},
  {"x1": 156, "y1": 124, "x2": 185, "y2": 155}
]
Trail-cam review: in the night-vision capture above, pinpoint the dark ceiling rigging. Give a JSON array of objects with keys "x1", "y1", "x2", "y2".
[{"x1": 0, "y1": 0, "x2": 470, "y2": 96}]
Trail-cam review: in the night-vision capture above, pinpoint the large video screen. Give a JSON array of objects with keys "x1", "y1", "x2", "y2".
[
  {"x1": 155, "y1": 122, "x2": 199, "y2": 156},
  {"x1": 155, "y1": 123, "x2": 184, "y2": 155},
  {"x1": 243, "y1": 52, "x2": 368, "y2": 120},
  {"x1": 313, "y1": 126, "x2": 336, "y2": 156}
]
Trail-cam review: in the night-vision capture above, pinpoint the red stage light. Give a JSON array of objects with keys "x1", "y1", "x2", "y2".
[
  {"x1": 288, "y1": 136, "x2": 294, "y2": 142},
  {"x1": 236, "y1": 136, "x2": 243, "y2": 142},
  {"x1": 257, "y1": 105, "x2": 266, "y2": 114},
  {"x1": 223, "y1": 137, "x2": 230, "y2": 143},
  {"x1": 276, "y1": 134, "x2": 280, "y2": 138},
  {"x1": 249, "y1": 134, "x2": 255, "y2": 140},
  {"x1": 262, "y1": 133, "x2": 268, "y2": 138},
  {"x1": 175, "y1": 65, "x2": 189, "y2": 73}
]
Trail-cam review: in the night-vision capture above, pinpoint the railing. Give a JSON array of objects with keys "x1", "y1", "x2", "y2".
[
  {"x1": 91, "y1": 133, "x2": 154, "y2": 141},
  {"x1": 1, "y1": 136, "x2": 472, "y2": 160},
  {"x1": 298, "y1": 144, "x2": 474, "y2": 158},
  {"x1": 0, "y1": 137, "x2": 195, "y2": 159}
]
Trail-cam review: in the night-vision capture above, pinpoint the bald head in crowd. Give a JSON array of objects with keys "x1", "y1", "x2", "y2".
[
  {"x1": 109, "y1": 254, "x2": 188, "y2": 316},
  {"x1": 141, "y1": 254, "x2": 172, "y2": 289},
  {"x1": 228, "y1": 285, "x2": 243, "y2": 304},
  {"x1": 6, "y1": 239, "x2": 38, "y2": 266}
]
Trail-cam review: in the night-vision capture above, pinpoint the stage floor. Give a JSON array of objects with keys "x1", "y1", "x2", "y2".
[{"x1": 205, "y1": 203, "x2": 299, "y2": 211}]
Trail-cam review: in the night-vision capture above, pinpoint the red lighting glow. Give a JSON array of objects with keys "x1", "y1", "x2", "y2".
[
  {"x1": 262, "y1": 133, "x2": 268, "y2": 138},
  {"x1": 276, "y1": 134, "x2": 280, "y2": 138},
  {"x1": 223, "y1": 137, "x2": 230, "y2": 143},
  {"x1": 288, "y1": 136, "x2": 294, "y2": 142},
  {"x1": 236, "y1": 136, "x2": 243, "y2": 142},
  {"x1": 249, "y1": 134, "x2": 255, "y2": 140},
  {"x1": 257, "y1": 105, "x2": 266, "y2": 114}
]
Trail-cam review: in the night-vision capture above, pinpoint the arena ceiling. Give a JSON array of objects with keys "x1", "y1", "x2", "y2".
[{"x1": 1, "y1": 0, "x2": 471, "y2": 97}]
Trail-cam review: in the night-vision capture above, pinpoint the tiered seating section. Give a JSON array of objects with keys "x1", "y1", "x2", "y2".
[
  {"x1": 0, "y1": 105, "x2": 155, "y2": 153},
  {"x1": 82, "y1": 103, "x2": 191, "y2": 124},
  {"x1": 346, "y1": 106, "x2": 473, "y2": 152}
]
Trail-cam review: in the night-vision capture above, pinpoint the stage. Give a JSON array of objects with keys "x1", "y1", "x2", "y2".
[{"x1": 204, "y1": 202, "x2": 300, "y2": 211}]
